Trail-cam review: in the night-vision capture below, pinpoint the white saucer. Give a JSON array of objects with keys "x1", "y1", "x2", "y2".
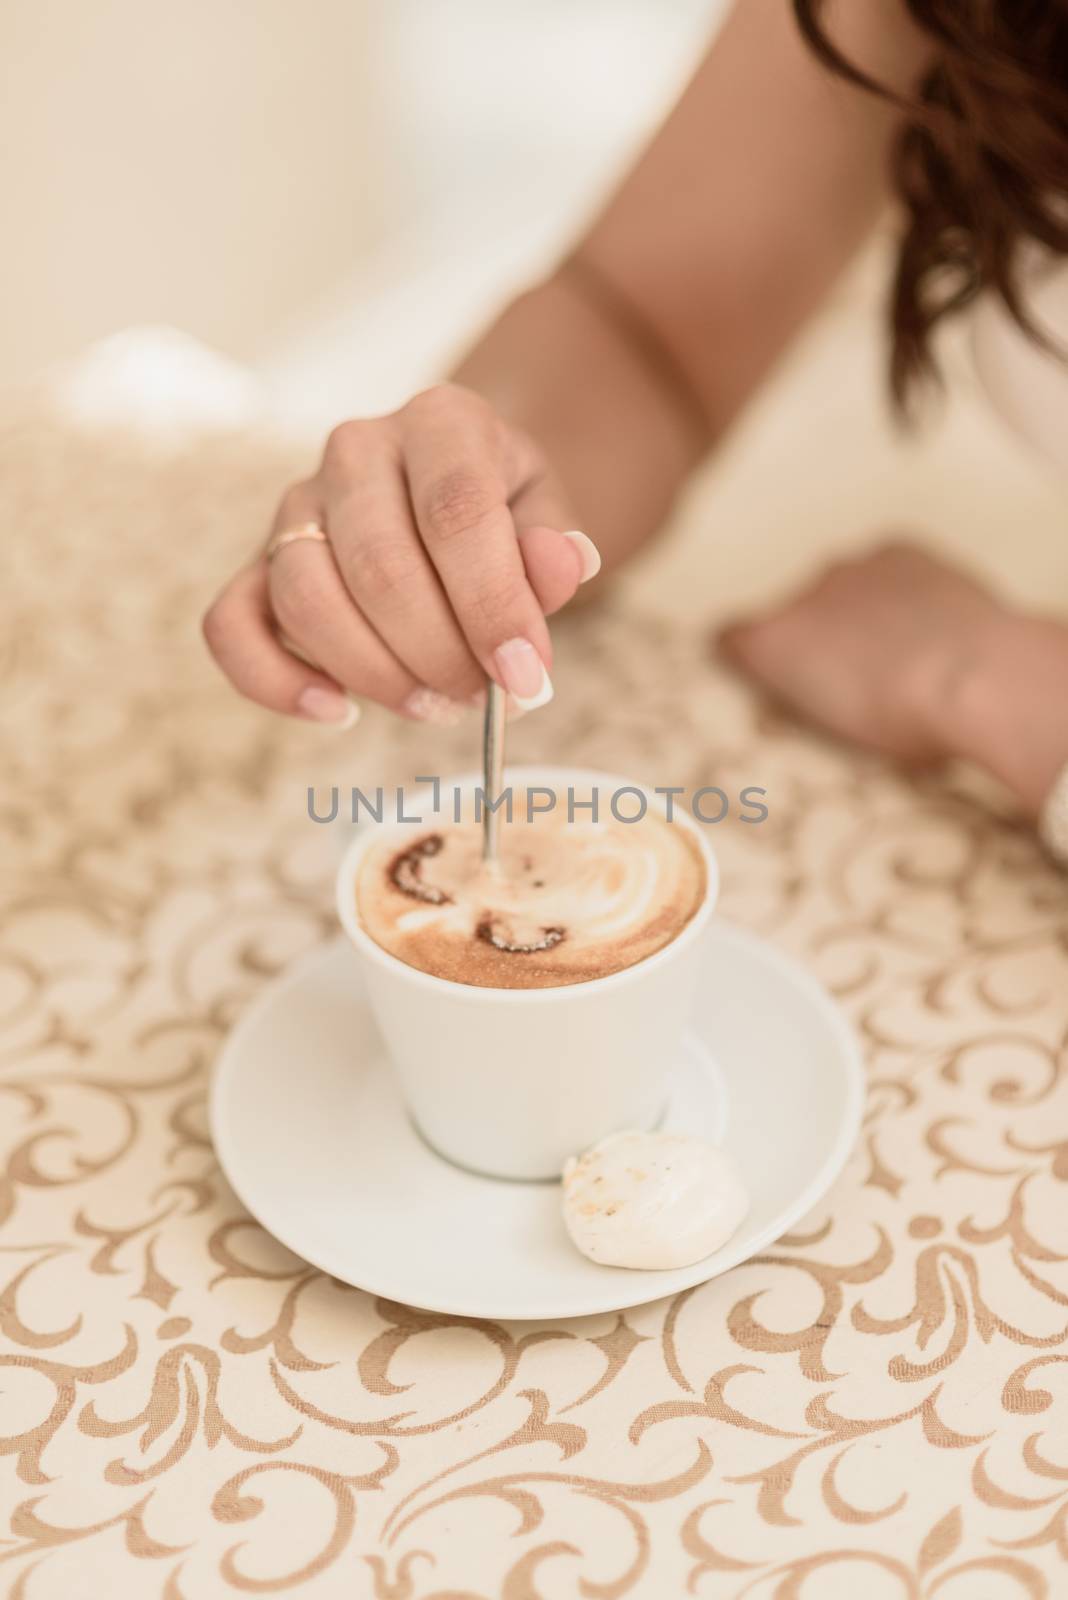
[{"x1": 210, "y1": 923, "x2": 865, "y2": 1321}]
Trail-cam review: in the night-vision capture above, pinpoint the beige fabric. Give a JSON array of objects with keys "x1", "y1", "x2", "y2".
[{"x1": 2, "y1": 415, "x2": 1068, "y2": 1600}]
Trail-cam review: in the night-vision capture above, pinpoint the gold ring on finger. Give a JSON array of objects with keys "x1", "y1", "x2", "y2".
[{"x1": 264, "y1": 521, "x2": 328, "y2": 561}]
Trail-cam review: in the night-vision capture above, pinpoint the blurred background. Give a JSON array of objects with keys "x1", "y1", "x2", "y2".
[
  {"x1": 4, "y1": 0, "x2": 722, "y2": 429},
  {"x1": 4, "y1": 0, "x2": 1065, "y2": 619}
]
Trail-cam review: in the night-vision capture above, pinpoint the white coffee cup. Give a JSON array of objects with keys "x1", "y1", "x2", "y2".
[{"x1": 335, "y1": 765, "x2": 718, "y2": 1181}]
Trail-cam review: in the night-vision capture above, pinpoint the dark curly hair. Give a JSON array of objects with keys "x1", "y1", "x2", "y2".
[{"x1": 793, "y1": 0, "x2": 1068, "y2": 407}]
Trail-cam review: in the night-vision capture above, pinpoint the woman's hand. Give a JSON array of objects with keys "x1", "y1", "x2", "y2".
[
  {"x1": 719, "y1": 540, "x2": 1068, "y2": 815},
  {"x1": 203, "y1": 384, "x2": 600, "y2": 726},
  {"x1": 719, "y1": 542, "x2": 1000, "y2": 763}
]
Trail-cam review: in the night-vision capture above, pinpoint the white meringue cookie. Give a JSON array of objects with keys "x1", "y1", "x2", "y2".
[{"x1": 561, "y1": 1130, "x2": 749, "y2": 1270}]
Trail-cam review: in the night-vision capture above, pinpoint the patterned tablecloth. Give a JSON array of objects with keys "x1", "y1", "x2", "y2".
[{"x1": 3, "y1": 415, "x2": 1067, "y2": 1600}]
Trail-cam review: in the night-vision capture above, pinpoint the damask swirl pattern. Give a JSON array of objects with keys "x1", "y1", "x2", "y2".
[{"x1": 1, "y1": 415, "x2": 1066, "y2": 1598}]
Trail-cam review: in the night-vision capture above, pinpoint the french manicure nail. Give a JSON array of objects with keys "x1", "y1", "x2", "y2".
[
  {"x1": 562, "y1": 530, "x2": 602, "y2": 582},
  {"x1": 493, "y1": 637, "x2": 554, "y2": 712},
  {"x1": 402, "y1": 687, "x2": 467, "y2": 727},
  {"x1": 298, "y1": 686, "x2": 361, "y2": 728}
]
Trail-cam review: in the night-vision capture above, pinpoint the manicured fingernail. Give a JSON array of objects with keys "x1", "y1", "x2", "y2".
[
  {"x1": 402, "y1": 687, "x2": 466, "y2": 726},
  {"x1": 563, "y1": 530, "x2": 601, "y2": 582},
  {"x1": 493, "y1": 638, "x2": 554, "y2": 712},
  {"x1": 298, "y1": 686, "x2": 360, "y2": 727}
]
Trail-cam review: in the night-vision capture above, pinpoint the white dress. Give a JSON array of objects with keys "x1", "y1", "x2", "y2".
[
  {"x1": 972, "y1": 253, "x2": 1068, "y2": 471},
  {"x1": 972, "y1": 262, "x2": 1068, "y2": 859}
]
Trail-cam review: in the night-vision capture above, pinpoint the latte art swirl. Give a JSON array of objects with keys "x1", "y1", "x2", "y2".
[{"x1": 356, "y1": 795, "x2": 706, "y2": 989}]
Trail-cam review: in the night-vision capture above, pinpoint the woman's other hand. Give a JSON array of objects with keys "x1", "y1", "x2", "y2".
[
  {"x1": 202, "y1": 384, "x2": 600, "y2": 727},
  {"x1": 718, "y1": 540, "x2": 1068, "y2": 815}
]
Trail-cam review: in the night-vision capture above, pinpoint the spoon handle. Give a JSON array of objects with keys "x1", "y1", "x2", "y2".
[{"x1": 482, "y1": 681, "x2": 507, "y2": 865}]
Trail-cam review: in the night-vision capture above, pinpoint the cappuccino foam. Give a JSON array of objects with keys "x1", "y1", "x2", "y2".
[{"x1": 355, "y1": 795, "x2": 706, "y2": 989}]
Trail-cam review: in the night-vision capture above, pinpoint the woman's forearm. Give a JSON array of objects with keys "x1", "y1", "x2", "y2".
[
  {"x1": 451, "y1": 270, "x2": 707, "y2": 569},
  {"x1": 578, "y1": 0, "x2": 919, "y2": 440},
  {"x1": 453, "y1": 0, "x2": 930, "y2": 568}
]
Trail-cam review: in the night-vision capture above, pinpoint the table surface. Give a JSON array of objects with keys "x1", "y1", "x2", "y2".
[{"x1": 2, "y1": 414, "x2": 1067, "y2": 1600}]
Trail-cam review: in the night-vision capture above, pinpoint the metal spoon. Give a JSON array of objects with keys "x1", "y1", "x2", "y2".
[
  {"x1": 481, "y1": 681, "x2": 507, "y2": 868},
  {"x1": 478, "y1": 682, "x2": 559, "y2": 954}
]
